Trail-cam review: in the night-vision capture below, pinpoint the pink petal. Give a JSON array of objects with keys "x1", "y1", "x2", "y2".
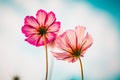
[
  {"x1": 65, "y1": 30, "x2": 76, "y2": 50},
  {"x1": 63, "y1": 56, "x2": 78, "y2": 63},
  {"x1": 35, "y1": 33, "x2": 56, "y2": 46},
  {"x1": 24, "y1": 16, "x2": 39, "y2": 28},
  {"x1": 47, "y1": 22, "x2": 60, "y2": 32},
  {"x1": 55, "y1": 33, "x2": 72, "y2": 52},
  {"x1": 46, "y1": 32, "x2": 56, "y2": 43},
  {"x1": 45, "y1": 11, "x2": 56, "y2": 27},
  {"x1": 80, "y1": 50, "x2": 86, "y2": 57},
  {"x1": 75, "y1": 26, "x2": 86, "y2": 49},
  {"x1": 22, "y1": 25, "x2": 37, "y2": 37},
  {"x1": 64, "y1": 57, "x2": 75, "y2": 63},
  {"x1": 36, "y1": 9, "x2": 47, "y2": 26},
  {"x1": 71, "y1": 58, "x2": 78, "y2": 63},
  {"x1": 52, "y1": 52, "x2": 75, "y2": 62},
  {"x1": 82, "y1": 33, "x2": 93, "y2": 51},
  {"x1": 36, "y1": 36, "x2": 44, "y2": 46},
  {"x1": 25, "y1": 34, "x2": 41, "y2": 46}
]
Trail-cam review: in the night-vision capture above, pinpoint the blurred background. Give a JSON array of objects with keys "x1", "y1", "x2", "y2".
[{"x1": 0, "y1": 0, "x2": 120, "y2": 80}]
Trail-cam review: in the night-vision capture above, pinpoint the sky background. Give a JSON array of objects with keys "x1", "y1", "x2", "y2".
[{"x1": 0, "y1": 0, "x2": 120, "y2": 80}]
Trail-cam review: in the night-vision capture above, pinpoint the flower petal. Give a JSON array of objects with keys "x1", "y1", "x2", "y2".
[
  {"x1": 64, "y1": 57, "x2": 76, "y2": 63},
  {"x1": 22, "y1": 25, "x2": 37, "y2": 37},
  {"x1": 55, "y1": 33, "x2": 72, "y2": 52},
  {"x1": 75, "y1": 26, "x2": 86, "y2": 48},
  {"x1": 34, "y1": 33, "x2": 56, "y2": 46},
  {"x1": 71, "y1": 58, "x2": 78, "y2": 63},
  {"x1": 80, "y1": 50, "x2": 86, "y2": 57},
  {"x1": 52, "y1": 52, "x2": 75, "y2": 62},
  {"x1": 47, "y1": 22, "x2": 60, "y2": 32},
  {"x1": 24, "y1": 16, "x2": 39, "y2": 28},
  {"x1": 82, "y1": 33, "x2": 93, "y2": 51},
  {"x1": 46, "y1": 32, "x2": 56, "y2": 43},
  {"x1": 65, "y1": 30, "x2": 76, "y2": 50},
  {"x1": 45, "y1": 11, "x2": 56, "y2": 27},
  {"x1": 36, "y1": 9, "x2": 47, "y2": 26},
  {"x1": 25, "y1": 34, "x2": 41, "y2": 46},
  {"x1": 36, "y1": 36, "x2": 44, "y2": 46}
]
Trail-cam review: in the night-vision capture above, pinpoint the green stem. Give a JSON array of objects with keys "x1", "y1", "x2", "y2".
[
  {"x1": 43, "y1": 36, "x2": 48, "y2": 80},
  {"x1": 78, "y1": 57, "x2": 84, "y2": 80}
]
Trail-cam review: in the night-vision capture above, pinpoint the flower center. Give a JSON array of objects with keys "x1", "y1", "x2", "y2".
[
  {"x1": 38, "y1": 27, "x2": 47, "y2": 36},
  {"x1": 73, "y1": 49, "x2": 81, "y2": 57}
]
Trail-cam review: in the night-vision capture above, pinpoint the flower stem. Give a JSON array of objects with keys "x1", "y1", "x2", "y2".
[
  {"x1": 43, "y1": 36, "x2": 48, "y2": 80},
  {"x1": 78, "y1": 57, "x2": 84, "y2": 80}
]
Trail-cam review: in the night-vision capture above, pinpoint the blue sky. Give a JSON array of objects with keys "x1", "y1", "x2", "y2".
[{"x1": 0, "y1": 0, "x2": 120, "y2": 80}]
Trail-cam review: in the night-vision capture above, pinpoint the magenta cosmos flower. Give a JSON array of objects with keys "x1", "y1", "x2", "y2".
[
  {"x1": 22, "y1": 9, "x2": 61, "y2": 46},
  {"x1": 52, "y1": 26, "x2": 93, "y2": 63}
]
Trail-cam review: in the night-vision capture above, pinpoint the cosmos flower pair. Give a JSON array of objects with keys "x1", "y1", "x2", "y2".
[
  {"x1": 21, "y1": 9, "x2": 93, "y2": 80},
  {"x1": 22, "y1": 9, "x2": 93, "y2": 61}
]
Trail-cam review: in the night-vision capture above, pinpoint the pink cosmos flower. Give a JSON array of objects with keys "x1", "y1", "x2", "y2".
[
  {"x1": 52, "y1": 26, "x2": 93, "y2": 63},
  {"x1": 22, "y1": 9, "x2": 60, "y2": 46}
]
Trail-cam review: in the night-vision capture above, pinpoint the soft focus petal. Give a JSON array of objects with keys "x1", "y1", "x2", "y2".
[
  {"x1": 64, "y1": 57, "x2": 76, "y2": 63},
  {"x1": 65, "y1": 30, "x2": 76, "y2": 50},
  {"x1": 63, "y1": 56, "x2": 78, "y2": 63},
  {"x1": 55, "y1": 33, "x2": 72, "y2": 52},
  {"x1": 47, "y1": 22, "x2": 60, "y2": 32},
  {"x1": 48, "y1": 39, "x2": 56, "y2": 48},
  {"x1": 80, "y1": 50, "x2": 86, "y2": 57},
  {"x1": 24, "y1": 16, "x2": 39, "y2": 28},
  {"x1": 52, "y1": 52, "x2": 75, "y2": 62},
  {"x1": 25, "y1": 34, "x2": 41, "y2": 46},
  {"x1": 72, "y1": 58, "x2": 78, "y2": 63},
  {"x1": 75, "y1": 26, "x2": 86, "y2": 49},
  {"x1": 22, "y1": 25, "x2": 37, "y2": 37},
  {"x1": 36, "y1": 9, "x2": 47, "y2": 26},
  {"x1": 82, "y1": 33, "x2": 93, "y2": 51},
  {"x1": 45, "y1": 11, "x2": 56, "y2": 27}
]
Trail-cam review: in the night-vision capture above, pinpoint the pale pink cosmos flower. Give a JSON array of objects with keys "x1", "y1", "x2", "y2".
[
  {"x1": 52, "y1": 26, "x2": 93, "y2": 63},
  {"x1": 22, "y1": 9, "x2": 61, "y2": 46}
]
